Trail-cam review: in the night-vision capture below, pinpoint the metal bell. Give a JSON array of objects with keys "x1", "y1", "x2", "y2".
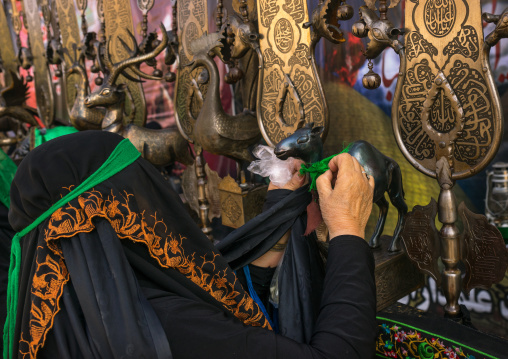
[
  {"x1": 337, "y1": 2, "x2": 354, "y2": 21},
  {"x1": 165, "y1": 71, "x2": 176, "y2": 82},
  {"x1": 95, "y1": 76, "x2": 103, "y2": 86},
  {"x1": 225, "y1": 66, "x2": 243, "y2": 84},
  {"x1": 152, "y1": 68, "x2": 163, "y2": 77},
  {"x1": 362, "y1": 61, "x2": 381, "y2": 90},
  {"x1": 352, "y1": 20, "x2": 368, "y2": 38}
]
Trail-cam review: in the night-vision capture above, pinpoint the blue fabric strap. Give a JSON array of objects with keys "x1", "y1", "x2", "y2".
[{"x1": 242, "y1": 265, "x2": 276, "y2": 332}]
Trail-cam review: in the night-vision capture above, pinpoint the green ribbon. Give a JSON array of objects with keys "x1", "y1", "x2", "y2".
[
  {"x1": 299, "y1": 144, "x2": 352, "y2": 191},
  {"x1": 34, "y1": 126, "x2": 79, "y2": 148},
  {"x1": 3, "y1": 138, "x2": 140, "y2": 359}
]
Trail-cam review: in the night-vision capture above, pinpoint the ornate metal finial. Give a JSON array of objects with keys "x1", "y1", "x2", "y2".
[
  {"x1": 97, "y1": 0, "x2": 106, "y2": 43},
  {"x1": 216, "y1": 0, "x2": 223, "y2": 32},
  {"x1": 239, "y1": 0, "x2": 248, "y2": 23},
  {"x1": 76, "y1": 0, "x2": 88, "y2": 37},
  {"x1": 137, "y1": 0, "x2": 155, "y2": 38},
  {"x1": 378, "y1": 0, "x2": 387, "y2": 20}
]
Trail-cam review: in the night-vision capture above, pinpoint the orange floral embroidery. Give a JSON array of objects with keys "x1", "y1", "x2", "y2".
[
  {"x1": 19, "y1": 248, "x2": 69, "y2": 359},
  {"x1": 21, "y1": 188, "x2": 270, "y2": 357}
]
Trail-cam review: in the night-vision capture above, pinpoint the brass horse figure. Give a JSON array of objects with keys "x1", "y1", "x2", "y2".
[
  {"x1": 186, "y1": 34, "x2": 261, "y2": 163},
  {"x1": 84, "y1": 24, "x2": 194, "y2": 167},
  {"x1": 275, "y1": 123, "x2": 407, "y2": 252}
]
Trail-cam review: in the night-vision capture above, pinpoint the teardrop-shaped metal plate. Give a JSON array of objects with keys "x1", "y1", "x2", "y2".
[
  {"x1": 174, "y1": 0, "x2": 209, "y2": 142},
  {"x1": 256, "y1": 0, "x2": 328, "y2": 147},
  {"x1": 103, "y1": 0, "x2": 146, "y2": 126},
  {"x1": 23, "y1": 0, "x2": 55, "y2": 127},
  {"x1": 392, "y1": 0, "x2": 503, "y2": 180}
]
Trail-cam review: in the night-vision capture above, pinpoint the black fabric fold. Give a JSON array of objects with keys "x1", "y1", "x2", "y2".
[
  {"x1": 218, "y1": 186, "x2": 326, "y2": 343},
  {"x1": 217, "y1": 186, "x2": 312, "y2": 270}
]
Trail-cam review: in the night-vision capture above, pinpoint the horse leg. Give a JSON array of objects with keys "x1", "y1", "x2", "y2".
[
  {"x1": 387, "y1": 163, "x2": 408, "y2": 252},
  {"x1": 369, "y1": 196, "x2": 389, "y2": 248}
]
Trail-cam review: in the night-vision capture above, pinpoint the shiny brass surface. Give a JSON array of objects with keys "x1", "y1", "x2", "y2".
[
  {"x1": 399, "y1": 198, "x2": 441, "y2": 286},
  {"x1": 0, "y1": 3, "x2": 18, "y2": 87},
  {"x1": 374, "y1": 235, "x2": 424, "y2": 312},
  {"x1": 103, "y1": 0, "x2": 146, "y2": 126},
  {"x1": 181, "y1": 161, "x2": 222, "y2": 223},
  {"x1": 84, "y1": 25, "x2": 193, "y2": 167},
  {"x1": 174, "y1": 0, "x2": 209, "y2": 142},
  {"x1": 256, "y1": 0, "x2": 329, "y2": 147},
  {"x1": 187, "y1": 35, "x2": 260, "y2": 163},
  {"x1": 54, "y1": 0, "x2": 82, "y2": 112},
  {"x1": 66, "y1": 48, "x2": 105, "y2": 130},
  {"x1": 483, "y1": 8, "x2": 508, "y2": 48},
  {"x1": 353, "y1": 6, "x2": 403, "y2": 59},
  {"x1": 195, "y1": 149, "x2": 213, "y2": 239},
  {"x1": 459, "y1": 202, "x2": 508, "y2": 294},
  {"x1": 393, "y1": 0, "x2": 503, "y2": 180},
  {"x1": 218, "y1": 175, "x2": 268, "y2": 229},
  {"x1": 23, "y1": 0, "x2": 55, "y2": 127},
  {"x1": 0, "y1": 72, "x2": 38, "y2": 127}
]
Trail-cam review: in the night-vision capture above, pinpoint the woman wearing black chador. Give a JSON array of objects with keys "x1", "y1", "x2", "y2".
[{"x1": 4, "y1": 131, "x2": 376, "y2": 359}]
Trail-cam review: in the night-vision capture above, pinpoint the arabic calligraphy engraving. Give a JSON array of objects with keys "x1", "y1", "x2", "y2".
[
  {"x1": 274, "y1": 18, "x2": 294, "y2": 53},
  {"x1": 449, "y1": 61, "x2": 493, "y2": 166},
  {"x1": 443, "y1": 25, "x2": 479, "y2": 62},
  {"x1": 399, "y1": 60, "x2": 436, "y2": 160},
  {"x1": 405, "y1": 32, "x2": 438, "y2": 61},
  {"x1": 424, "y1": 0, "x2": 456, "y2": 38}
]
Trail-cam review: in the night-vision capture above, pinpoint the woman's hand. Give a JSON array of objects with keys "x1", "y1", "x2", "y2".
[
  {"x1": 316, "y1": 153, "x2": 375, "y2": 239},
  {"x1": 268, "y1": 159, "x2": 307, "y2": 191}
]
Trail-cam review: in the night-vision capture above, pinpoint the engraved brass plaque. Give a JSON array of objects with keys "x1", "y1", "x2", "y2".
[
  {"x1": 393, "y1": 0, "x2": 503, "y2": 180},
  {"x1": 400, "y1": 198, "x2": 441, "y2": 286},
  {"x1": 459, "y1": 202, "x2": 508, "y2": 294},
  {"x1": 0, "y1": 4, "x2": 18, "y2": 87},
  {"x1": 256, "y1": 0, "x2": 328, "y2": 147},
  {"x1": 103, "y1": 0, "x2": 146, "y2": 126},
  {"x1": 174, "y1": 0, "x2": 208, "y2": 142},
  {"x1": 54, "y1": 0, "x2": 81, "y2": 111},
  {"x1": 23, "y1": 0, "x2": 54, "y2": 127}
]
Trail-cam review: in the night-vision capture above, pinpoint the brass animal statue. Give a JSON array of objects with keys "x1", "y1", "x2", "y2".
[
  {"x1": 186, "y1": 34, "x2": 261, "y2": 163},
  {"x1": 483, "y1": 8, "x2": 508, "y2": 47},
  {"x1": 274, "y1": 123, "x2": 407, "y2": 252},
  {"x1": 352, "y1": 6, "x2": 404, "y2": 59},
  {"x1": 84, "y1": 24, "x2": 194, "y2": 167},
  {"x1": 66, "y1": 46, "x2": 105, "y2": 130},
  {"x1": 304, "y1": 0, "x2": 351, "y2": 46}
]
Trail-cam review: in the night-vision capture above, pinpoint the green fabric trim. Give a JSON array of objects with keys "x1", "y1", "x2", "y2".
[
  {"x1": 0, "y1": 149, "x2": 17, "y2": 209},
  {"x1": 299, "y1": 143, "x2": 352, "y2": 191},
  {"x1": 34, "y1": 126, "x2": 79, "y2": 148},
  {"x1": 3, "y1": 138, "x2": 141, "y2": 359},
  {"x1": 376, "y1": 316, "x2": 499, "y2": 359}
]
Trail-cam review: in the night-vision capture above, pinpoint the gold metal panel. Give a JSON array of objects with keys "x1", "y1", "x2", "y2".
[
  {"x1": 103, "y1": 0, "x2": 146, "y2": 126},
  {"x1": 23, "y1": 0, "x2": 54, "y2": 127},
  {"x1": 256, "y1": 0, "x2": 328, "y2": 146},
  {"x1": 0, "y1": 4, "x2": 18, "y2": 87},
  {"x1": 393, "y1": 0, "x2": 503, "y2": 180},
  {"x1": 174, "y1": 0, "x2": 208, "y2": 142},
  {"x1": 54, "y1": 0, "x2": 81, "y2": 111}
]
